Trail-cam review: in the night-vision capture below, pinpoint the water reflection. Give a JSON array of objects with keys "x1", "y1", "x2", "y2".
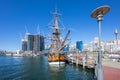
[
  {"x1": 48, "y1": 64, "x2": 66, "y2": 80},
  {"x1": 0, "y1": 56, "x2": 94, "y2": 80},
  {"x1": 49, "y1": 64, "x2": 65, "y2": 71}
]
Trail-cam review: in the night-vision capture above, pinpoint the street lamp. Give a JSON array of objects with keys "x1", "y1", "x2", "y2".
[{"x1": 91, "y1": 6, "x2": 110, "y2": 80}]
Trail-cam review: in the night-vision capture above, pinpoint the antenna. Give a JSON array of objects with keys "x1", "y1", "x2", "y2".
[
  {"x1": 19, "y1": 32, "x2": 22, "y2": 40},
  {"x1": 55, "y1": 0, "x2": 58, "y2": 11},
  {"x1": 37, "y1": 24, "x2": 40, "y2": 34},
  {"x1": 114, "y1": 29, "x2": 118, "y2": 45},
  {"x1": 25, "y1": 26, "x2": 28, "y2": 33}
]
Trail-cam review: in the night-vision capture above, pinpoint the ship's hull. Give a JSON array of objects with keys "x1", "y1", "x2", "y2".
[
  {"x1": 49, "y1": 61, "x2": 65, "y2": 65},
  {"x1": 48, "y1": 55, "x2": 65, "y2": 65}
]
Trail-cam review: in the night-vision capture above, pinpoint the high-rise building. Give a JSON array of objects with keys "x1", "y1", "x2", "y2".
[
  {"x1": 21, "y1": 39, "x2": 27, "y2": 51},
  {"x1": 27, "y1": 34, "x2": 34, "y2": 51},
  {"x1": 21, "y1": 33, "x2": 44, "y2": 52},
  {"x1": 76, "y1": 41, "x2": 83, "y2": 51},
  {"x1": 40, "y1": 35, "x2": 45, "y2": 51},
  {"x1": 63, "y1": 44, "x2": 69, "y2": 52},
  {"x1": 34, "y1": 34, "x2": 41, "y2": 52}
]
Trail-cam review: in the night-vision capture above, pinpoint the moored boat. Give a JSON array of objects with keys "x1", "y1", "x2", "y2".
[{"x1": 47, "y1": 8, "x2": 70, "y2": 65}]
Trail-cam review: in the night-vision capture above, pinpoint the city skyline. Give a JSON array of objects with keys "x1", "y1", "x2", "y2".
[{"x1": 0, "y1": 0, "x2": 120, "y2": 51}]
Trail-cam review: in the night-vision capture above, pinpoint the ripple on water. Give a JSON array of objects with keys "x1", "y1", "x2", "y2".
[{"x1": 0, "y1": 56, "x2": 94, "y2": 80}]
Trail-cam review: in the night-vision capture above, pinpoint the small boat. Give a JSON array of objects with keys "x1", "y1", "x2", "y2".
[{"x1": 47, "y1": 8, "x2": 70, "y2": 65}]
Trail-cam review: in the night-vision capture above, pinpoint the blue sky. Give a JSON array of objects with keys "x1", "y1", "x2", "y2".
[{"x1": 0, "y1": 0, "x2": 120, "y2": 51}]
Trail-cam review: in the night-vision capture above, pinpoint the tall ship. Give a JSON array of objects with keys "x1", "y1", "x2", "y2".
[{"x1": 48, "y1": 8, "x2": 70, "y2": 65}]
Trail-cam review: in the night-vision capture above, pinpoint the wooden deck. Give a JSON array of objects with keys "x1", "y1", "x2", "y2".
[
  {"x1": 66, "y1": 55, "x2": 95, "y2": 69},
  {"x1": 66, "y1": 54, "x2": 120, "y2": 80}
]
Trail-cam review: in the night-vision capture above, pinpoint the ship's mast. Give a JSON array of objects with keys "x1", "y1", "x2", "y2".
[
  {"x1": 50, "y1": 8, "x2": 70, "y2": 55},
  {"x1": 50, "y1": 8, "x2": 61, "y2": 55}
]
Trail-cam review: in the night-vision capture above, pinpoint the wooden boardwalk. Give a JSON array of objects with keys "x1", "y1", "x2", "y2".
[
  {"x1": 66, "y1": 54, "x2": 120, "y2": 80},
  {"x1": 66, "y1": 54, "x2": 95, "y2": 69}
]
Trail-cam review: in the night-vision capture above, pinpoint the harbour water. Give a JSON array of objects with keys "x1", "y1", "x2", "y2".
[{"x1": 0, "y1": 56, "x2": 94, "y2": 80}]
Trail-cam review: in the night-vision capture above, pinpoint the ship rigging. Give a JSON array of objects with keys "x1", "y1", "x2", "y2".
[{"x1": 48, "y1": 8, "x2": 70, "y2": 65}]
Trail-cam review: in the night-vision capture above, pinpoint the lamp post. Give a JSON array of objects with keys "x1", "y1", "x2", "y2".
[{"x1": 91, "y1": 6, "x2": 110, "y2": 80}]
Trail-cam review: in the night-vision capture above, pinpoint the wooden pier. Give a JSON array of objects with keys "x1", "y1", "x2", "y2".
[
  {"x1": 66, "y1": 52, "x2": 96, "y2": 69},
  {"x1": 66, "y1": 52, "x2": 120, "y2": 80}
]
